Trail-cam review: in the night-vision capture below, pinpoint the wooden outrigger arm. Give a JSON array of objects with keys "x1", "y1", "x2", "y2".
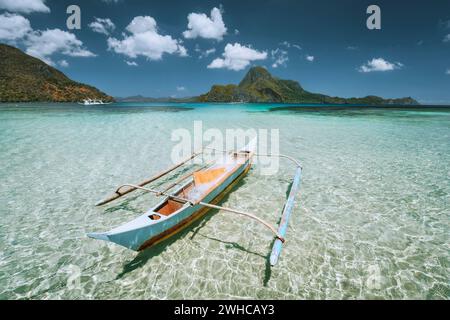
[
  {"x1": 95, "y1": 152, "x2": 202, "y2": 206},
  {"x1": 96, "y1": 148, "x2": 228, "y2": 206},
  {"x1": 110, "y1": 184, "x2": 286, "y2": 242},
  {"x1": 205, "y1": 148, "x2": 303, "y2": 265}
]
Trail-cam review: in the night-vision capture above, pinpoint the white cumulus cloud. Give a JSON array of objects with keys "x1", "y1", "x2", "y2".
[
  {"x1": 107, "y1": 16, "x2": 187, "y2": 60},
  {"x1": 176, "y1": 86, "x2": 186, "y2": 91},
  {"x1": 0, "y1": 13, "x2": 31, "y2": 41},
  {"x1": 125, "y1": 60, "x2": 138, "y2": 66},
  {"x1": 203, "y1": 48, "x2": 216, "y2": 57},
  {"x1": 58, "y1": 59, "x2": 69, "y2": 67},
  {"x1": 444, "y1": 34, "x2": 450, "y2": 42},
  {"x1": 178, "y1": 45, "x2": 188, "y2": 57},
  {"x1": 306, "y1": 55, "x2": 314, "y2": 62},
  {"x1": 0, "y1": 0, "x2": 50, "y2": 13},
  {"x1": 271, "y1": 48, "x2": 288, "y2": 68},
  {"x1": 195, "y1": 45, "x2": 216, "y2": 59},
  {"x1": 89, "y1": 17, "x2": 115, "y2": 35},
  {"x1": 0, "y1": 12, "x2": 95, "y2": 66},
  {"x1": 446, "y1": 69, "x2": 450, "y2": 75},
  {"x1": 280, "y1": 41, "x2": 302, "y2": 51},
  {"x1": 358, "y1": 58, "x2": 403, "y2": 73},
  {"x1": 25, "y1": 28, "x2": 96, "y2": 65},
  {"x1": 208, "y1": 43, "x2": 267, "y2": 71},
  {"x1": 183, "y1": 7, "x2": 227, "y2": 41}
]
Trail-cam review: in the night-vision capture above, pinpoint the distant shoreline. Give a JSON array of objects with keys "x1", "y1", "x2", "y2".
[
  {"x1": 268, "y1": 104, "x2": 450, "y2": 110},
  {"x1": 1, "y1": 102, "x2": 450, "y2": 109}
]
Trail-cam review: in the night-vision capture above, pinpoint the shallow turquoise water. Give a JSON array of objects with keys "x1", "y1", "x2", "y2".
[{"x1": 0, "y1": 103, "x2": 449, "y2": 299}]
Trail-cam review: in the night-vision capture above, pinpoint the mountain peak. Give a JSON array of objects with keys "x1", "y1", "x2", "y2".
[
  {"x1": 239, "y1": 66, "x2": 273, "y2": 87},
  {"x1": 199, "y1": 65, "x2": 418, "y2": 105}
]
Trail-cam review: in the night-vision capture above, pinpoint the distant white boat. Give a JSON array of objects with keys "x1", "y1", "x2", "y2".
[
  {"x1": 229, "y1": 100, "x2": 245, "y2": 104},
  {"x1": 78, "y1": 98, "x2": 112, "y2": 106}
]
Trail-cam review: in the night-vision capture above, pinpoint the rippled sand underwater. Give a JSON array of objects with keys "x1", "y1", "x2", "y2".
[{"x1": 0, "y1": 103, "x2": 449, "y2": 299}]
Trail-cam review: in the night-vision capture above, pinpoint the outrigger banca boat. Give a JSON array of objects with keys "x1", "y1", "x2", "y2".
[{"x1": 88, "y1": 139, "x2": 302, "y2": 266}]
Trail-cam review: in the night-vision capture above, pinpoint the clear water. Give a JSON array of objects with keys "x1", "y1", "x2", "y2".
[{"x1": 0, "y1": 103, "x2": 449, "y2": 299}]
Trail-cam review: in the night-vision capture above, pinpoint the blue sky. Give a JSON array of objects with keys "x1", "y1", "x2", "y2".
[{"x1": 1, "y1": 0, "x2": 450, "y2": 103}]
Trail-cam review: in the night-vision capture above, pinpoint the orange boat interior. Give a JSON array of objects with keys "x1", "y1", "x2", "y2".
[{"x1": 153, "y1": 151, "x2": 250, "y2": 218}]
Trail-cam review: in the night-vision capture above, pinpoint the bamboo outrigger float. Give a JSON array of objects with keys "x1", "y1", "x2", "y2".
[{"x1": 88, "y1": 138, "x2": 302, "y2": 266}]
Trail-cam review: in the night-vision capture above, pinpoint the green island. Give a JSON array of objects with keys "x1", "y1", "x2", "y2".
[
  {"x1": 0, "y1": 44, "x2": 113, "y2": 103},
  {"x1": 198, "y1": 66, "x2": 418, "y2": 105}
]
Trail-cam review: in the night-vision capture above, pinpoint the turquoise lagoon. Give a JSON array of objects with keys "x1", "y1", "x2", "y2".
[{"x1": 0, "y1": 103, "x2": 449, "y2": 299}]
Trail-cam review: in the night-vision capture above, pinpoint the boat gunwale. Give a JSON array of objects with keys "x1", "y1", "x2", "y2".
[
  {"x1": 148, "y1": 151, "x2": 251, "y2": 214},
  {"x1": 137, "y1": 162, "x2": 253, "y2": 250}
]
